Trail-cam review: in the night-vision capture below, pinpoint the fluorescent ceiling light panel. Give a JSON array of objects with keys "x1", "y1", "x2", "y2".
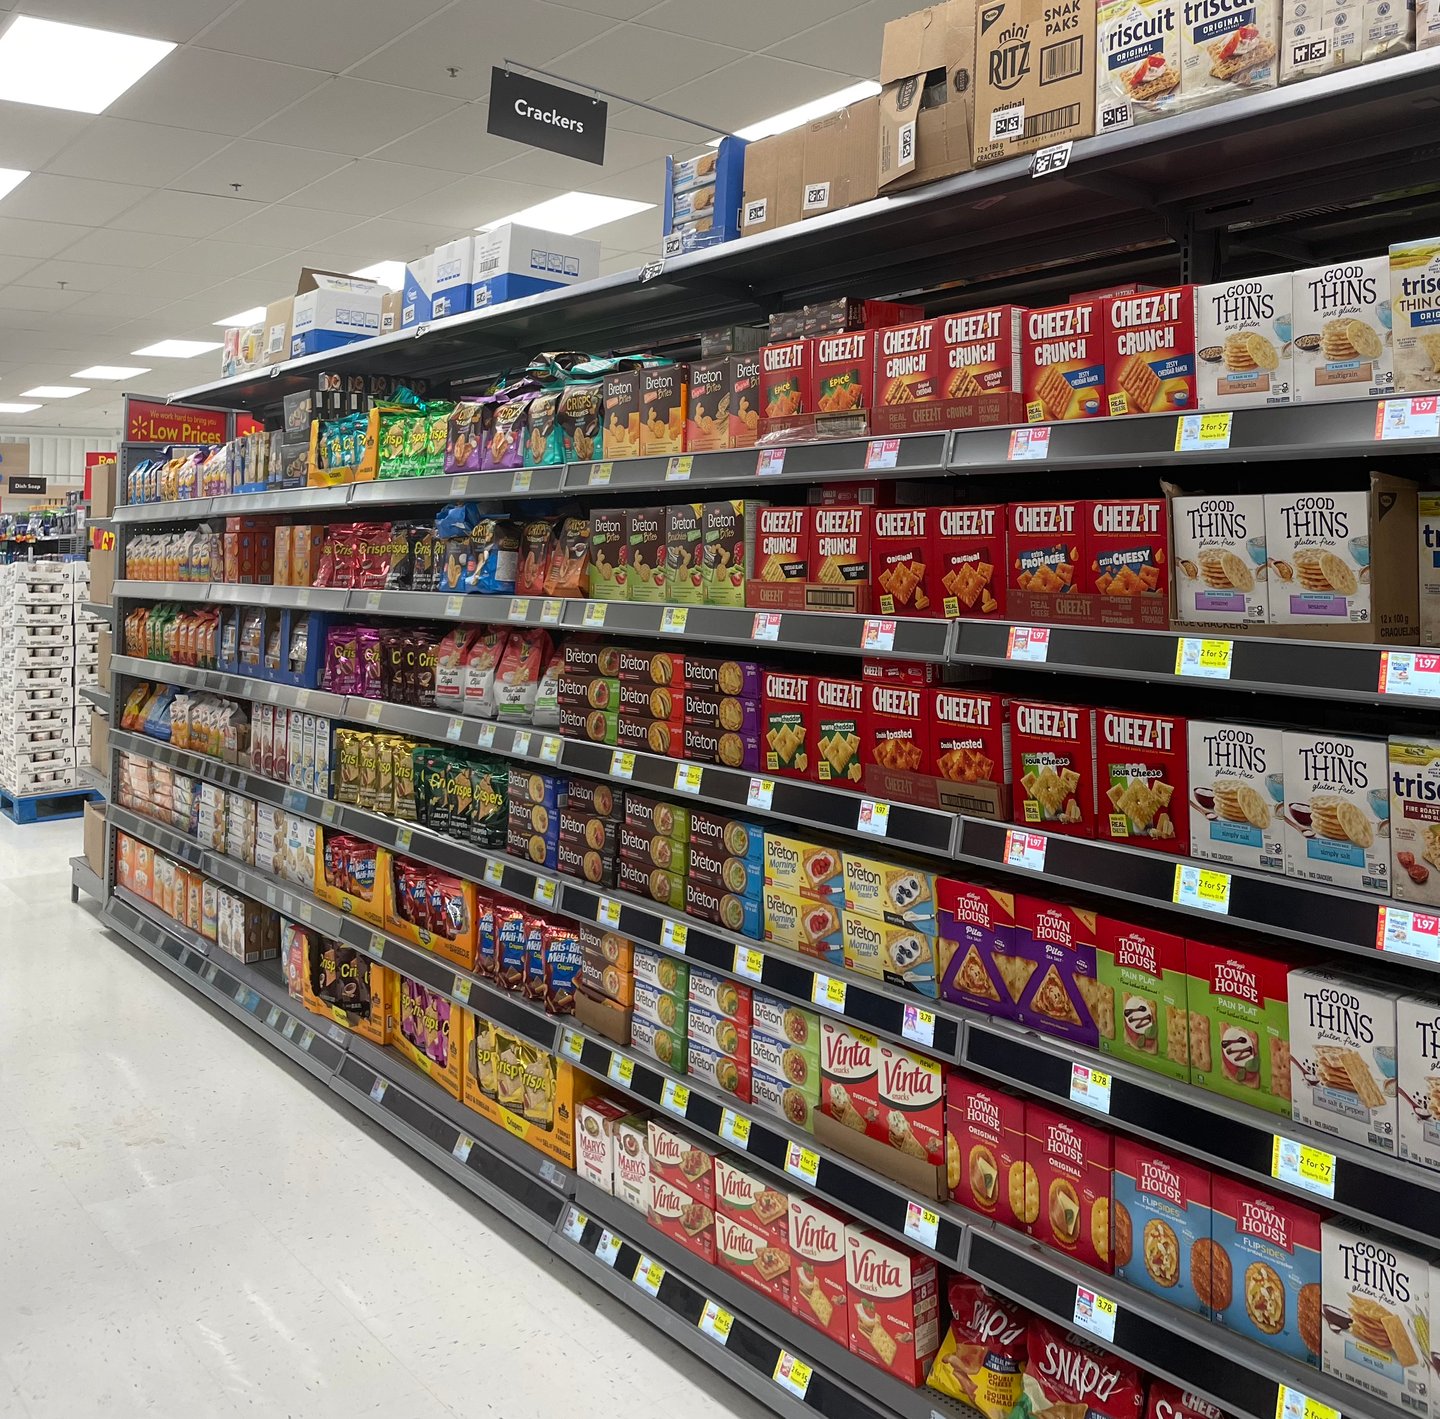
[
  {"x1": 73, "y1": 366, "x2": 150, "y2": 380},
  {"x1": 0, "y1": 402, "x2": 41, "y2": 413},
  {"x1": 0, "y1": 17, "x2": 175, "y2": 115},
  {"x1": 132, "y1": 340, "x2": 221, "y2": 358},
  {"x1": 478, "y1": 193, "x2": 654, "y2": 237},
  {"x1": 351, "y1": 261, "x2": 406, "y2": 291},
  {"x1": 22, "y1": 385, "x2": 87, "y2": 398},
  {"x1": 214, "y1": 307, "x2": 266, "y2": 327},
  {"x1": 0, "y1": 167, "x2": 29, "y2": 201},
  {"x1": 715, "y1": 81, "x2": 883, "y2": 145}
]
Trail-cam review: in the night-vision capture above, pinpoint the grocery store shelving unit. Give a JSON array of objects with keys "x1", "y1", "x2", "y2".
[{"x1": 88, "y1": 53, "x2": 1440, "y2": 1419}]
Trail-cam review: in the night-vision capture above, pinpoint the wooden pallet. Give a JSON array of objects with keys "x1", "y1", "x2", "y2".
[{"x1": 0, "y1": 785, "x2": 100, "y2": 825}]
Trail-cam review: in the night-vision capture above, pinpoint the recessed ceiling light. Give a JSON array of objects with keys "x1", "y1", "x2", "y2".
[
  {"x1": 350, "y1": 261, "x2": 406, "y2": 291},
  {"x1": 73, "y1": 366, "x2": 150, "y2": 380},
  {"x1": 0, "y1": 167, "x2": 29, "y2": 201},
  {"x1": 0, "y1": 402, "x2": 41, "y2": 413},
  {"x1": 213, "y1": 307, "x2": 266, "y2": 328},
  {"x1": 0, "y1": 16, "x2": 175, "y2": 115},
  {"x1": 713, "y1": 81, "x2": 883, "y2": 145},
  {"x1": 477, "y1": 193, "x2": 654, "y2": 237},
  {"x1": 132, "y1": 340, "x2": 222, "y2": 358},
  {"x1": 22, "y1": 385, "x2": 87, "y2": 398}
]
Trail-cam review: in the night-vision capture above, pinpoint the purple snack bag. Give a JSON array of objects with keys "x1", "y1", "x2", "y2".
[
  {"x1": 444, "y1": 400, "x2": 484, "y2": 473},
  {"x1": 325, "y1": 627, "x2": 360, "y2": 696},
  {"x1": 357, "y1": 629, "x2": 382, "y2": 701},
  {"x1": 482, "y1": 390, "x2": 532, "y2": 471}
]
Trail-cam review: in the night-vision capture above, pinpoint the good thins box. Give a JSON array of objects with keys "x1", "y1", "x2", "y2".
[
  {"x1": 790, "y1": 1196, "x2": 850, "y2": 1346},
  {"x1": 1281, "y1": 730, "x2": 1390, "y2": 896},
  {"x1": 1293, "y1": 259, "x2": 1394, "y2": 402},
  {"x1": 1026, "y1": 1100, "x2": 1114, "y2": 1273},
  {"x1": 1397, "y1": 993, "x2": 1440, "y2": 1170},
  {"x1": 866, "y1": 681, "x2": 931, "y2": 777},
  {"x1": 1288, "y1": 967, "x2": 1402, "y2": 1154},
  {"x1": 1007, "y1": 500, "x2": 1086, "y2": 610},
  {"x1": 1114, "y1": 1141, "x2": 1212, "y2": 1316},
  {"x1": 1013, "y1": 896, "x2": 1102, "y2": 1048},
  {"x1": 1196, "y1": 276, "x2": 1294, "y2": 410},
  {"x1": 1188, "y1": 719, "x2": 1286, "y2": 874},
  {"x1": 1391, "y1": 238, "x2": 1440, "y2": 395},
  {"x1": 1171, "y1": 494, "x2": 1271, "y2": 625},
  {"x1": 809, "y1": 505, "x2": 871, "y2": 612},
  {"x1": 763, "y1": 670, "x2": 812, "y2": 779},
  {"x1": 1210, "y1": 1177, "x2": 1321, "y2": 1365},
  {"x1": 872, "y1": 507, "x2": 935, "y2": 616},
  {"x1": 814, "y1": 676, "x2": 864, "y2": 787},
  {"x1": 1023, "y1": 301, "x2": 1106, "y2": 423},
  {"x1": 759, "y1": 338, "x2": 813, "y2": 439},
  {"x1": 936, "y1": 505, "x2": 1006, "y2": 618},
  {"x1": 813, "y1": 330, "x2": 873, "y2": 434},
  {"x1": 1010, "y1": 700, "x2": 1098, "y2": 836},
  {"x1": 1103, "y1": 286, "x2": 1197, "y2": 416},
  {"x1": 1096, "y1": 708, "x2": 1187, "y2": 852},
  {"x1": 844, "y1": 1226, "x2": 941, "y2": 1385},
  {"x1": 871, "y1": 314, "x2": 1026, "y2": 436},
  {"x1": 1095, "y1": 916, "x2": 1190, "y2": 1081},
  {"x1": 938, "y1": 879, "x2": 1019, "y2": 1018},
  {"x1": 1322, "y1": 1219, "x2": 1435, "y2": 1411},
  {"x1": 1088, "y1": 498, "x2": 1170, "y2": 628},
  {"x1": 1264, "y1": 489, "x2": 1373, "y2": 629},
  {"x1": 946, "y1": 1074, "x2": 1027, "y2": 1228}
]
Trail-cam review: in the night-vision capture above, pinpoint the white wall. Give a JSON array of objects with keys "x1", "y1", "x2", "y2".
[{"x1": 1, "y1": 430, "x2": 118, "y2": 512}]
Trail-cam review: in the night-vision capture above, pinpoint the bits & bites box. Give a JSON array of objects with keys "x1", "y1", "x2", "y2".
[
  {"x1": 947, "y1": 1073, "x2": 1028, "y2": 1228},
  {"x1": 1196, "y1": 276, "x2": 1294, "y2": 409},
  {"x1": 1096, "y1": 707, "x2": 1187, "y2": 852},
  {"x1": 1114, "y1": 1139, "x2": 1212, "y2": 1315},
  {"x1": 1293, "y1": 258, "x2": 1394, "y2": 402},
  {"x1": 1094, "y1": 916, "x2": 1190, "y2": 1080},
  {"x1": 1025, "y1": 1100, "x2": 1114, "y2": 1272},
  {"x1": 1188, "y1": 718, "x2": 1286, "y2": 874},
  {"x1": 1023, "y1": 301, "x2": 1106, "y2": 423},
  {"x1": 1104, "y1": 286, "x2": 1197, "y2": 415},
  {"x1": 1171, "y1": 493, "x2": 1271, "y2": 625},
  {"x1": 664, "y1": 502, "x2": 705, "y2": 604},
  {"x1": 1281, "y1": 729, "x2": 1390, "y2": 896},
  {"x1": 1010, "y1": 699, "x2": 1098, "y2": 836},
  {"x1": 602, "y1": 367, "x2": 642, "y2": 460}
]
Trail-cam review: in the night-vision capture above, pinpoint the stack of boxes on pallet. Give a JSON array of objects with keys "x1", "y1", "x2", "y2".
[{"x1": 73, "y1": 561, "x2": 97, "y2": 768}]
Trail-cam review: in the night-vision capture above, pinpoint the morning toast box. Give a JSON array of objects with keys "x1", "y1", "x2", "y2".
[
  {"x1": 1023, "y1": 301, "x2": 1106, "y2": 422},
  {"x1": 1104, "y1": 286, "x2": 1197, "y2": 415}
]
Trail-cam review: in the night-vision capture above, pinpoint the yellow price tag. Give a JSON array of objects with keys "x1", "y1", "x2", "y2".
[
  {"x1": 597, "y1": 896, "x2": 621, "y2": 928},
  {"x1": 1175, "y1": 636, "x2": 1234, "y2": 680},
  {"x1": 785, "y1": 1142, "x2": 820, "y2": 1185},
  {"x1": 661, "y1": 919, "x2": 688, "y2": 952},
  {"x1": 660, "y1": 606, "x2": 688, "y2": 634},
  {"x1": 590, "y1": 462, "x2": 613, "y2": 486},
  {"x1": 720, "y1": 1109, "x2": 751, "y2": 1149},
  {"x1": 453, "y1": 975, "x2": 472, "y2": 1003},
  {"x1": 633, "y1": 1256, "x2": 666, "y2": 1296},
  {"x1": 1175, "y1": 411, "x2": 1234, "y2": 450},
  {"x1": 698, "y1": 1299, "x2": 734, "y2": 1344},
  {"x1": 583, "y1": 603, "x2": 607, "y2": 628},
  {"x1": 610, "y1": 749, "x2": 635, "y2": 780},
  {"x1": 733, "y1": 946, "x2": 764, "y2": 981},
  {"x1": 661, "y1": 1078, "x2": 690, "y2": 1115},
  {"x1": 608, "y1": 1053, "x2": 635, "y2": 1087},
  {"x1": 1271, "y1": 1136, "x2": 1337, "y2": 1199},
  {"x1": 444, "y1": 594, "x2": 464, "y2": 617},
  {"x1": 773, "y1": 1352, "x2": 813, "y2": 1399},
  {"x1": 1173, "y1": 864, "x2": 1232, "y2": 916},
  {"x1": 1277, "y1": 1388, "x2": 1340, "y2": 1419},
  {"x1": 533, "y1": 877, "x2": 557, "y2": 906}
]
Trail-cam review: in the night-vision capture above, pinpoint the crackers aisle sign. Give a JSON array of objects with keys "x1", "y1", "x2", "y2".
[{"x1": 487, "y1": 67, "x2": 607, "y2": 165}]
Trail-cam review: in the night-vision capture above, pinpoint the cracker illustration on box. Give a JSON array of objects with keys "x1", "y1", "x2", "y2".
[
  {"x1": 1292, "y1": 259, "x2": 1394, "y2": 402},
  {"x1": 1281, "y1": 730, "x2": 1389, "y2": 896},
  {"x1": 1390, "y1": 238, "x2": 1440, "y2": 394},
  {"x1": 1196, "y1": 276, "x2": 1293, "y2": 409}
]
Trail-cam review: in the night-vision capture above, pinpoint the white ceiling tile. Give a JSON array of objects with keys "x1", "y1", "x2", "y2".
[
  {"x1": 43, "y1": 120, "x2": 230, "y2": 187},
  {"x1": 250, "y1": 78, "x2": 462, "y2": 158},
  {"x1": 0, "y1": 254, "x2": 39, "y2": 283},
  {"x1": 14, "y1": 0, "x2": 238, "y2": 41},
  {"x1": 16, "y1": 256, "x2": 137, "y2": 290},
  {"x1": 174, "y1": 140, "x2": 351, "y2": 204},
  {"x1": 607, "y1": 102, "x2": 699, "y2": 140},
  {"x1": 159, "y1": 238, "x2": 293, "y2": 281},
  {"x1": 0, "y1": 216, "x2": 92, "y2": 258},
  {"x1": 52, "y1": 227, "x2": 192, "y2": 267},
  {"x1": 550, "y1": 0, "x2": 666, "y2": 16},
  {"x1": 399, "y1": 176, "x2": 561, "y2": 232},
  {"x1": 370, "y1": 103, "x2": 523, "y2": 171},
  {"x1": 191, "y1": 275, "x2": 289, "y2": 310},
  {"x1": 766, "y1": 0, "x2": 912, "y2": 70},
  {"x1": 646, "y1": 0, "x2": 865, "y2": 45},
  {"x1": 0, "y1": 101, "x2": 94, "y2": 171},
  {"x1": 194, "y1": 0, "x2": 452, "y2": 72},
  {"x1": 0, "y1": 173, "x2": 152, "y2": 228},
  {"x1": 0, "y1": 284, "x2": 85, "y2": 312},
  {"x1": 655, "y1": 55, "x2": 862, "y2": 134},
  {"x1": 593, "y1": 161, "x2": 670, "y2": 205},
  {"x1": 107, "y1": 47, "x2": 331, "y2": 136},
  {"x1": 73, "y1": 290, "x2": 178, "y2": 323},
  {"x1": 214, "y1": 202, "x2": 359, "y2": 247},
  {"x1": 110, "y1": 189, "x2": 257, "y2": 239},
  {"x1": 285, "y1": 159, "x2": 460, "y2": 217},
  {"x1": 317, "y1": 215, "x2": 467, "y2": 261},
  {"x1": 549, "y1": 27, "x2": 745, "y2": 101}
]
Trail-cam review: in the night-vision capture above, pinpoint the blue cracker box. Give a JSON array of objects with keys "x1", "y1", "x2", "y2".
[
  {"x1": 663, "y1": 137, "x2": 746, "y2": 255},
  {"x1": 291, "y1": 282, "x2": 383, "y2": 357},
  {"x1": 1114, "y1": 1139, "x2": 1212, "y2": 1317},
  {"x1": 403, "y1": 238, "x2": 475, "y2": 327},
  {"x1": 1210, "y1": 1173, "x2": 1323, "y2": 1366},
  {"x1": 471, "y1": 224, "x2": 600, "y2": 309},
  {"x1": 686, "y1": 875, "x2": 762, "y2": 940}
]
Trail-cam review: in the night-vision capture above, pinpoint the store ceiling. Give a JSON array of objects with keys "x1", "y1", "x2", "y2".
[{"x1": 0, "y1": 0, "x2": 911, "y2": 430}]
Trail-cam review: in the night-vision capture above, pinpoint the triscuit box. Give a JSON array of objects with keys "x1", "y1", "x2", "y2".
[
  {"x1": 1187, "y1": 719, "x2": 1286, "y2": 875},
  {"x1": 1195, "y1": 275, "x2": 1293, "y2": 409},
  {"x1": 1171, "y1": 493, "x2": 1271, "y2": 625},
  {"x1": 1388, "y1": 735, "x2": 1440, "y2": 906},
  {"x1": 1420, "y1": 494, "x2": 1440, "y2": 646},
  {"x1": 1292, "y1": 258, "x2": 1394, "y2": 401},
  {"x1": 1282, "y1": 730, "x2": 1390, "y2": 896},
  {"x1": 1322, "y1": 1219, "x2": 1435, "y2": 1411},
  {"x1": 1096, "y1": 0, "x2": 1183, "y2": 132},
  {"x1": 1396, "y1": 992, "x2": 1440, "y2": 1171},
  {"x1": 1287, "y1": 967, "x2": 1401, "y2": 1154},
  {"x1": 1391, "y1": 236, "x2": 1440, "y2": 394},
  {"x1": 1179, "y1": 0, "x2": 1279, "y2": 107}
]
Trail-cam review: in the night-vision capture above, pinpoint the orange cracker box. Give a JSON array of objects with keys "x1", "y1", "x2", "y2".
[
  {"x1": 814, "y1": 675, "x2": 865, "y2": 788},
  {"x1": 936, "y1": 504, "x2": 1007, "y2": 619},
  {"x1": 1010, "y1": 700, "x2": 1098, "y2": 836},
  {"x1": 867, "y1": 680, "x2": 931, "y2": 776},
  {"x1": 810, "y1": 505, "x2": 870, "y2": 611},
  {"x1": 947, "y1": 1074, "x2": 1029, "y2": 1229},
  {"x1": 813, "y1": 329, "x2": 873, "y2": 436},
  {"x1": 759, "y1": 338, "x2": 812, "y2": 441},
  {"x1": 1096, "y1": 708, "x2": 1188, "y2": 854},
  {"x1": 1087, "y1": 497, "x2": 1169, "y2": 628},
  {"x1": 639, "y1": 364, "x2": 687, "y2": 457},
  {"x1": 763, "y1": 669, "x2": 813, "y2": 779},
  {"x1": 873, "y1": 313, "x2": 1027, "y2": 435},
  {"x1": 790, "y1": 1195, "x2": 850, "y2": 1345},
  {"x1": 1023, "y1": 300, "x2": 1106, "y2": 423},
  {"x1": 845, "y1": 1225, "x2": 942, "y2": 1384},
  {"x1": 1104, "y1": 286, "x2": 1197, "y2": 417},
  {"x1": 1025, "y1": 1099, "x2": 1114, "y2": 1273},
  {"x1": 934, "y1": 687, "x2": 1008, "y2": 797},
  {"x1": 1007, "y1": 500, "x2": 1086, "y2": 611},
  {"x1": 872, "y1": 506, "x2": 935, "y2": 616}
]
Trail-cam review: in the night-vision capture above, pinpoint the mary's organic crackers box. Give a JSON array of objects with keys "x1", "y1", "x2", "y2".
[
  {"x1": 1187, "y1": 719, "x2": 1285, "y2": 875},
  {"x1": 1391, "y1": 237, "x2": 1440, "y2": 394},
  {"x1": 1292, "y1": 258, "x2": 1394, "y2": 402},
  {"x1": 1281, "y1": 730, "x2": 1389, "y2": 896},
  {"x1": 1094, "y1": 916, "x2": 1189, "y2": 1081}
]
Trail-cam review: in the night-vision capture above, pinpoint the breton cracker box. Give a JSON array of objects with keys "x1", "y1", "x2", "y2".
[
  {"x1": 763, "y1": 670, "x2": 813, "y2": 779},
  {"x1": 1281, "y1": 730, "x2": 1390, "y2": 896},
  {"x1": 936, "y1": 504, "x2": 1007, "y2": 619},
  {"x1": 1022, "y1": 301, "x2": 1107, "y2": 422},
  {"x1": 1094, "y1": 916, "x2": 1190, "y2": 1081},
  {"x1": 1007, "y1": 500, "x2": 1087, "y2": 614},
  {"x1": 938, "y1": 879, "x2": 1019, "y2": 1018},
  {"x1": 933, "y1": 687, "x2": 1009, "y2": 814},
  {"x1": 814, "y1": 676, "x2": 865, "y2": 788},
  {"x1": 1096, "y1": 0, "x2": 1185, "y2": 132},
  {"x1": 871, "y1": 313, "x2": 1026, "y2": 436},
  {"x1": 873, "y1": 507, "x2": 936, "y2": 617},
  {"x1": 1010, "y1": 700, "x2": 1099, "y2": 836},
  {"x1": 844, "y1": 1225, "x2": 942, "y2": 1385},
  {"x1": 1179, "y1": 0, "x2": 1279, "y2": 107},
  {"x1": 1188, "y1": 718, "x2": 1286, "y2": 874},
  {"x1": 1287, "y1": 967, "x2": 1402, "y2": 1154},
  {"x1": 1322, "y1": 1219, "x2": 1435, "y2": 1411},
  {"x1": 1104, "y1": 286, "x2": 1197, "y2": 416},
  {"x1": 1390, "y1": 736, "x2": 1440, "y2": 906},
  {"x1": 1209, "y1": 1176, "x2": 1322, "y2": 1364},
  {"x1": 702, "y1": 498, "x2": 761, "y2": 608},
  {"x1": 664, "y1": 502, "x2": 706, "y2": 604},
  {"x1": 1013, "y1": 896, "x2": 1102, "y2": 1048},
  {"x1": 715, "y1": 1210, "x2": 792, "y2": 1308},
  {"x1": 1025, "y1": 1100, "x2": 1114, "y2": 1273},
  {"x1": 842, "y1": 910, "x2": 940, "y2": 997},
  {"x1": 866, "y1": 680, "x2": 932, "y2": 777},
  {"x1": 974, "y1": 0, "x2": 1097, "y2": 165},
  {"x1": 686, "y1": 356, "x2": 732, "y2": 452},
  {"x1": 759, "y1": 338, "x2": 813, "y2": 440},
  {"x1": 638, "y1": 365, "x2": 687, "y2": 458},
  {"x1": 602, "y1": 367, "x2": 643, "y2": 459},
  {"x1": 1185, "y1": 937, "x2": 1295, "y2": 1117},
  {"x1": 947, "y1": 1073, "x2": 1028, "y2": 1229},
  {"x1": 1391, "y1": 237, "x2": 1440, "y2": 395},
  {"x1": 590, "y1": 508, "x2": 629, "y2": 601},
  {"x1": 1171, "y1": 493, "x2": 1271, "y2": 625},
  {"x1": 1095, "y1": 708, "x2": 1188, "y2": 852},
  {"x1": 1196, "y1": 275, "x2": 1294, "y2": 410},
  {"x1": 1396, "y1": 992, "x2": 1440, "y2": 1171},
  {"x1": 1292, "y1": 259, "x2": 1394, "y2": 402},
  {"x1": 765, "y1": 831, "x2": 844, "y2": 902},
  {"x1": 789, "y1": 1195, "x2": 850, "y2": 1346},
  {"x1": 1114, "y1": 1140, "x2": 1212, "y2": 1316},
  {"x1": 625, "y1": 507, "x2": 667, "y2": 603}
]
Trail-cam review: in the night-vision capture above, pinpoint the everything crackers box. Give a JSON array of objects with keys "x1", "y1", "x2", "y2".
[
  {"x1": 946, "y1": 1073, "x2": 1028, "y2": 1228},
  {"x1": 1196, "y1": 275, "x2": 1294, "y2": 410},
  {"x1": 1397, "y1": 991, "x2": 1440, "y2": 1171},
  {"x1": 1023, "y1": 301, "x2": 1106, "y2": 422},
  {"x1": 1171, "y1": 493, "x2": 1271, "y2": 625},
  {"x1": 1292, "y1": 258, "x2": 1394, "y2": 402},
  {"x1": 1010, "y1": 700, "x2": 1098, "y2": 836},
  {"x1": 1025, "y1": 1100, "x2": 1114, "y2": 1272},
  {"x1": 1096, "y1": 0, "x2": 1184, "y2": 131},
  {"x1": 1281, "y1": 729, "x2": 1390, "y2": 896},
  {"x1": 1389, "y1": 735, "x2": 1440, "y2": 906},
  {"x1": 1179, "y1": 0, "x2": 1279, "y2": 107},
  {"x1": 1288, "y1": 967, "x2": 1401, "y2": 1154},
  {"x1": 1188, "y1": 718, "x2": 1286, "y2": 874},
  {"x1": 1391, "y1": 237, "x2": 1440, "y2": 394},
  {"x1": 1094, "y1": 915, "x2": 1190, "y2": 1080},
  {"x1": 1104, "y1": 286, "x2": 1197, "y2": 415},
  {"x1": 1096, "y1": 708, "x2": 1187, "y2": 852},
  {"x1": 1114, "y1": 1140, "x2": 1212, "y2": 1315},
  {"x1": 936, "y1": 504, "x2": 1006, "y2": 618}
]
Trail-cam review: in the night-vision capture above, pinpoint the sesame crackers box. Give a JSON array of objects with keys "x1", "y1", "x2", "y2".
[
  {"x1": 1188, "y1": 719, "x2": 1286, "y2": 874},
  {"x1": 1292, "y1": 258, "x2": 1394, "y2": 402},
  {"x1": 1281, "y1": 729, "x2": 1390, "y2": 896},
  {"x1": 1196, "y1": 275, "x2": 1293, "y2": 410}
]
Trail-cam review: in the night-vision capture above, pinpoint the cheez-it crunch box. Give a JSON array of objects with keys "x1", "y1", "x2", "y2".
[
  {"x1": 936, "y1": 504, "x2": 1006, "y2": 618},
  {"x1": 872, "y1": 507, "x2": 934, "y2": 616},
  {"x1": 1023, "y1": 301, "x2": 1106, "y2": 423},
  {"x1": 1104, "y1": 286, "x2": 1197, "y2": 416},
  {"x1": 871, "y1": 312, "x2": 1026, "y2": 435},
  {"x1": 1096, "y1": 709, "x2": 1187, "y2": 852},
  {"x1": 810, "y1": 506, "x2": 870, "y2": 605},
  {"x1": 753, "y1": 507, "x2": 809, "y2": 585}
]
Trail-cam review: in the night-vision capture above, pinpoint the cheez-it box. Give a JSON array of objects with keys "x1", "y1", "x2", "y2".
[
  {"x1": 754, "y1": 507, "x2": 809, "y2": 584},
  {"x1": 813, "y1": 329, "x2": 873, "y2": 429},
  {"x1": 867, "y1": 680, "x2": 930, "y2": 776},
  {"x1": 763, "y1": 670, "x2": 813, "y2": 779},
  {"x1": 760, "y1": 339, "x2": 812, "y2": 436},
  {"x1": 1010, "y1": 700, "x2": 1098, "y2": 836},
  {"x1": 872, "y1": 507, "x2": 934, "y2": 616},
  {"x1": 1088, "y1": 499, "x2": 1168, "y2": 620},
  {"x1": 814, "y1": 676, "x2": 865, "y2": 787},
  {"x1": 1023, "y1": 301, "x2": 1106, "y2": 423},
  {"x1": 810, "y1": 506, "x2": 870, "y2": 602},
  {"x1": 933, "y1": 688, "x2": 1008, "y2": 789},
  {"x1": 1096, "y1": 709, "x2": 1187, "y2": 852},
  {"x1": 1008, "y1": 500, "x2": 1086, "y2": 600},
  {"x1": 1104, "y1": 286, "x2": 1197, "y2": 416},
  {"x1": 936, "y1": 504, "x2": 1006, "y2": 618}
]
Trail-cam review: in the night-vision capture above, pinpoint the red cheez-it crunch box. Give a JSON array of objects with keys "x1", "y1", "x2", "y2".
[
  {"x1": 1104, "y1": 285, "x2": 1197, "y2": 417},
  {"x1": 1023, "y1": 300, "x2": 1106, "y2": 423},
  {"x1": 936, "y1": 504, "x2": 1006, "y2": 618},
  {"x1": 872, "y1": 507, "x2": 933, "y2": 616},
  {"x1": 872, "y1": 312, "x2": 1025, "y2": 435},
  {"x1": 1089, "y1": 498, "x2": 1170, "y2": 628},
  {"x1": 867, "y1": 681, "x2": 929, "y2": 775},
  {"x1": 1096, "y1": 709, "x2": 1187, "y2": 853}
]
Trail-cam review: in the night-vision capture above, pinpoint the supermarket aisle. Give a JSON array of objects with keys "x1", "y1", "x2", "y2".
[{"x1": 0, "y1": 818, "x2": 769, "y2": 1419}]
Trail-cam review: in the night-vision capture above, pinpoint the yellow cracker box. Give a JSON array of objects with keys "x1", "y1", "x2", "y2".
[
  {"x1": 842, "y1": 851, "x2": 936, "y2": 925},
  {"x1": 764, "y1": 832, "x2": 843, "y2": 902}
]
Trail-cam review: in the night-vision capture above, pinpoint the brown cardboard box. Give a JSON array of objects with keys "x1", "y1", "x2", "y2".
[
  {"x1": 262, "y1": 297, "x2": 293, "y2": 363},
  {"x1": 974, "y1": 0, "x2": 1096, "y2": 165},
  {"x1": 84, "y1": 800, "x2": 105, "y2": 878},
  {"x1": 814, "y1": 1109, "x2": 948, "y2": 1200},
  {"x1": 96, "y1": 627, "x2": 111, "y2": 689},
  {"x1": 801, "y1": 97, "x2": 880, "y2": 219},
  {"x1": 878, "y1": 0, "x2": 977, "y2": 192},
  {"x1": 380, "y1": 289, "x2": 403, "y2": 335},
  {"x1": 89, "y1": 710, "x2": 109, "y2": 771},
  {"x1": 90, "y1": 460, "x2": 117, "y2": 519},
  {"x1": 89, "y1": 545, "x2": 115, "y2": 607},
  {"x1": 742, "y1": 127, "x2": 805, "y2": 236}
]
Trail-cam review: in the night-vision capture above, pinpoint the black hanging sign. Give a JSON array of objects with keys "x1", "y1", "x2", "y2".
[
  {"x1": 7, "y1": 476, "x2": 46, "y2": 494},
  {"x1": 488, "y1": 67, "x2": 607, "y2": 166}
]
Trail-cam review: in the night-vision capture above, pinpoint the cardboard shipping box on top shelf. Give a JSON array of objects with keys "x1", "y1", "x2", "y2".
[{"x1": 878, "y1": 0, "x2": 977, "y2": 193}]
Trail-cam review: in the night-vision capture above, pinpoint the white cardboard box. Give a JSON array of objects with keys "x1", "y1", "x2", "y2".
[
  {"x1": 1188, "y1": 719, "x2": 1286, "y2": 873},
  {"x1": 1396, "y1": 992, "x2": 1440, "y2": 1171},
  {"x1": 1292, "y1": 257, "x2": 1394, "y2": 401},
  {"x1": 1264, "y1": 489, "x2": 1371, "y2": 627},
  {"x1": 1281, "y1": 729, "x2": 1390, "y2": 895},
  {"x1": 1171, "y1": 493, "x2": 1270, "y2": 623},
  {"x1": 1196, "y1": 275, "x2": 1294, "y2": 409}
]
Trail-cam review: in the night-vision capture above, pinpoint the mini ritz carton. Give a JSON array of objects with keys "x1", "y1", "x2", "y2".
[
  {"x1": 1196, "y1": 275, "x2": 1294, "y2": 410},
  {"x1": 1022, "y1": 301, "x2": 1106, "y2": 422},
  {"x1": 1282, "y1": 729, "x2": 1390, "y2": 896},
  {"x1": 1171, "y1": 493, "x2": 1271, "y2": 626},
  {"x1": 1292, "y1": 258, "x2": 1394, "y2": 402},
  {"x1": 1187, "y1": 718, "x2": 1286, "y2": 875}
]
